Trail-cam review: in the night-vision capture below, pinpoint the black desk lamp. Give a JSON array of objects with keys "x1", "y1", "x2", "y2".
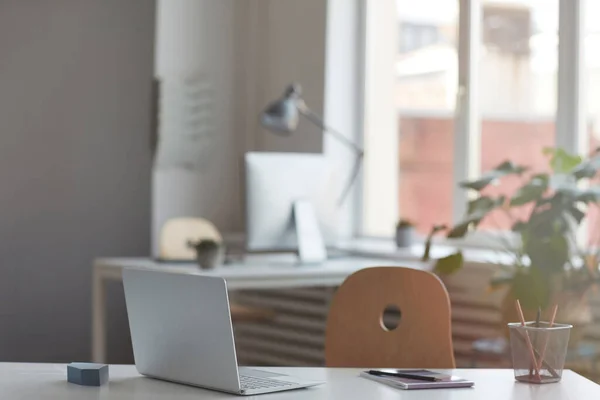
[{"x1": 260, "y1": 83, "x2": 364, "y2": 205}]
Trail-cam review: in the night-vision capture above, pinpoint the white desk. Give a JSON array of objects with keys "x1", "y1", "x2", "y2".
[
  {"x1": 92, "y1": 255, "x2": 425, "y2": 363},
  {"x1": 3, "y1": 364, "x2": 599, "y2": 399}
]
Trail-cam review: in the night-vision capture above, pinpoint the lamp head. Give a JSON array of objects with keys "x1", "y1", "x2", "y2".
[{"x1": 260, "y1": 83, "x2": 303, "y2": 135}]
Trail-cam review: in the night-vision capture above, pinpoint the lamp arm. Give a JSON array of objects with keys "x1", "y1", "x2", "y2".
[
  {"x1": 298, "y1": 105, "x2": 364, "y2": 206},
  {"x1": 336, "y1": 151, "x2": 364, "y2": 206},
  {"x1": 299, "y1": 106, "x2": 364, "y2": 156}
]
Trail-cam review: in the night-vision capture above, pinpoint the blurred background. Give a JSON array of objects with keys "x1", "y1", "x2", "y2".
[{"x1": 1, "y1": 0, "x2": 600, "y2": 383}]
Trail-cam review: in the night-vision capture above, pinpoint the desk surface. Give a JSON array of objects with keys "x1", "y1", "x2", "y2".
[
  {"x1": 91, "y1": 255, "x2": 430, "y2": 363},
  {"x1": 3, "y1": 364, "x2": 599, "y2": 399},
  {"x1": 94, "y1": 255, "x2": 429, "y2": 289}
]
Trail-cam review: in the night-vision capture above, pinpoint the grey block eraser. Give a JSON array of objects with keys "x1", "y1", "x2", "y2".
[{"x1": 67, "y1": 362, "x2": 109, "y2": 386}]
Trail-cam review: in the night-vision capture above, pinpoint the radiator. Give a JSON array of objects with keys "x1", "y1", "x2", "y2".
[
  {"x1": 232, "y1": 263, "x2": 600, "y2": 370},
  {"x1": 233, "y1": 287, "x2": 334, "y2": 366},
  {"x1": 231, "y1": 263, "x2": 500, "y2": 367}
]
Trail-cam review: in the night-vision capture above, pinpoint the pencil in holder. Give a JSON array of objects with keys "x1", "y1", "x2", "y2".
[{"x1": 508, "y1": 322, "x2": 571, "y2": 384}]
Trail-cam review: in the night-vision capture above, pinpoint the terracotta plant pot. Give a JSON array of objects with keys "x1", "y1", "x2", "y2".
[{"x1": 500, "y1": 292, "x2": 591, "y2": 347}]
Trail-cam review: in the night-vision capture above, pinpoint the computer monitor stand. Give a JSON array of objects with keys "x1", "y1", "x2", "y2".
[{"x1": 293, "y1": 200, "x2": 327, "y2": 264}]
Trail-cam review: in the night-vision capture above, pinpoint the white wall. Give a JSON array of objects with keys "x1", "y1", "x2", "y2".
[
  {"x1": 152, "y1": 0, "x2": 239, "y2": 254},
  {"x1": 235, "y1": 0, "x2": 362, "y2": 237},
  {"x1": 153, "y1": 0, "x2": 365, "y2": 248},
  {"x1": 236, "y1": 0, "x2": 328, "y2": 155}
]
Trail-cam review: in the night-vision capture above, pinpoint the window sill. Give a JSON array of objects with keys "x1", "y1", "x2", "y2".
[{"x1": 337, "y1": 234, "x2": 515, "y2": 266}]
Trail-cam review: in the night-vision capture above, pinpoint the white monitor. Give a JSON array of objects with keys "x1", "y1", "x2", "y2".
[{"x1": 245, "y1": 152, "x2": 340, "y2": 263}]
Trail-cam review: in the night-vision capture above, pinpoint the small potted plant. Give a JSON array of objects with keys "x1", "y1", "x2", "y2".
[
  {"x1": 187, "y1": 239, "x2": 224, "y2": 270},
  {"x1": 395, "y1": 219, "x2": 416, "y2": 248}
]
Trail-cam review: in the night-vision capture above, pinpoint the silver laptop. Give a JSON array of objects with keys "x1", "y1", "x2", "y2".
[{"x1": 122, "y1": 268, "x2": 323, "y2": 395}]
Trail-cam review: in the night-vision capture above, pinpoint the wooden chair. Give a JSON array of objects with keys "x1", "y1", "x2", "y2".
[{"x1": 325, "y1": 266, "x2": 455, "y2": 368}]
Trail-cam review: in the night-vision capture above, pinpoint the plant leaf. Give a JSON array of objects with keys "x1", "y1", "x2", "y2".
[
  {"x1": 523, "y1": 232, "x2": 569, "y2": 274},
  {"x1": 511, "y1": 267, "x2": 551, "y2": 310},
  {"x1": 572, "y1": 155, "x2": 600, "y2": 180},
  {"x1": 511, "y1": 220, "x2": 527, "y2": 232},
  {"x1": 446, "y1": 210, "x2": 492, "y2": 238},
  {"x1": 446, "y1": 221, "x2": 472, "y2": 238},
  {"x1": 422, "y1": 224, "x2": 448, "y2": 262},
  {"x1": 467, "y1": 196, "x2": 506, "y2": 215},
  {"x1": 460, "y1": 161, "x2": 527, "y2": 191},
  {"x1": 433, "y1": 251, "x2": 463, "y2": 275},
  {"x1": 527, "y1": 206, "x2": 570, "y2": 235},
  {"x1": 567, "y1": 206, "x2": 585, "y2": 224},
  {"x1": 575, "y1": 187, "x2": 600, "y2": 203},
  {"x1": 459, "y1": 175, "x2": 498, "y2": 191},
  {"x1": 494, "y1": 160, "x2": 528, "y2": 174},
  {"x1": 543, "y1": 147, "x2": 583, "y2": 174},
  {"x1": 446, "y1": 196, "x2": 506, "y2": 238},
  {"x1": 431, "y1": 224, "x2": 448, "y2": 233},
  {"x1": 510, "y1": 174, "x2": 549, "y2": 206}
]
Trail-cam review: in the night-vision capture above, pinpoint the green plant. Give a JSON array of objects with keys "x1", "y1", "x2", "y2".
[
  {"x1": 422, "y1": 224, "x2": 446, "y2": 262},
  {"x1": 187, "y1": 239, "x2": 220, "y2": 252},
  {"x1": 432, "y1": 147, "x2": 600, "y2": 310},
  {"x1": 421, "y1": 224, "x2": 463, "y2": 273},
  {"x1": 396, "y1": 219, "x2": 415, "y2": 229}
]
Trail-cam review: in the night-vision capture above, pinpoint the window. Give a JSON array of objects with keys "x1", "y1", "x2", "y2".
[
  {"x1": 395, "y1": 0, "x2": 458, "y2": 234},
  {"x1": 479, "y1": 0, "x2": 558, "y2": 230},
  {"x1": 585, "y1": 0, "x2": 600, "y2": 247},
  {"x1": 361, "y1": 0, "x2": 588, "y2": 239},
  {"x1": 399, "y1": 23, "x2": 442, "y2": 54},
  {"x1": 586, "y1": 0, "x2": 600, "y2": 154}
]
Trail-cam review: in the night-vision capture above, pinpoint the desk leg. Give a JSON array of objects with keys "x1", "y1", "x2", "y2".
[{"x1": 91, "y1": 267, "x2": 106, "y2": 363}]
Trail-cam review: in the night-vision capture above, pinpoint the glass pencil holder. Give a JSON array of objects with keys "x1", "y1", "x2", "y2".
[{"x1": 508, "y1": 322, "x2": 572, "y2": 384}]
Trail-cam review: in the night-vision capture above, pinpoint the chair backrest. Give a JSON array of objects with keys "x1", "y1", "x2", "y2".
[
  {"x1": 325, "y1": 266, "x2": 455, "y2": 368},
  {"x1": 159, "y1": 218, "x2": 222, "y2": 260}
]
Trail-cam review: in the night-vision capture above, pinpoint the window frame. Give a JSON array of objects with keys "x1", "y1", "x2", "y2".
[{"x1": 358, "y1": 0, "x2": 588, "y2": 244}]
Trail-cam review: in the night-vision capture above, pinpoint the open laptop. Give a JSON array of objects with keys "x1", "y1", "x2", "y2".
[{"x1": 122, "y1": 268, "x2": 323, "y2": 395}]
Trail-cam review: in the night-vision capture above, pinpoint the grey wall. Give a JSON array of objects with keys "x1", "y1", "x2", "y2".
[
  {"x1": 234, "y1": 0, "x2": 328, "y2": 156},
  {"x1": 0, "y1": 0, "x2": 155, "y2": 362}
]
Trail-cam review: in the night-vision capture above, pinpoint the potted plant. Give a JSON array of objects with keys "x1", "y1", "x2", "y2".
[
  {"x1": 395, "y1": 219, "x2": 416, "y2": 248},
  {"x1": 187, "y1": 239, "x2": 224, "y2": 270},
  {"x1": 431, "y1": 148, "x2": 600, "y2": 341}
]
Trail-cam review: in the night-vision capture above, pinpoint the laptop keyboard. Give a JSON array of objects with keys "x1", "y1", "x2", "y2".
[{"x1": 240, "y1": 375, "x2": 294, "y2": 390}]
